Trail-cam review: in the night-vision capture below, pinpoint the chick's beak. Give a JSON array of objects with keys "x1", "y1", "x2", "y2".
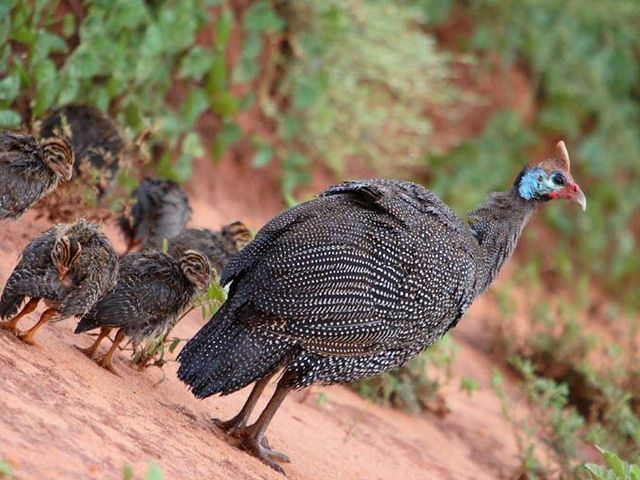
[{"x1": 58, "y1": 266, "x2": 69, "y2": 280}]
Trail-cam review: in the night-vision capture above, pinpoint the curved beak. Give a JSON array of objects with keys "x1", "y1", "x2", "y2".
[{"x1": 573, "y1": 187, "x2": 587, "y2": 211}]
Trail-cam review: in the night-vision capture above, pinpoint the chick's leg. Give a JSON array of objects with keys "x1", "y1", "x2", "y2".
[
  {"x1": 0, "y1": 298, "x2": 40, "y2": 334},
  {"x1": 17, "y1": 307, "x2": 56, "y2": 345},
  {"x1": 98, "y1": 328, "x2": 125, "y2": 375},
  {"x1": 76, "y1": 327, "x2": 112, "y2": 359}
]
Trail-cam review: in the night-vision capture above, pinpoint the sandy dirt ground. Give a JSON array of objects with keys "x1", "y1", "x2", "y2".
[{"x1": 0, "y1": 168, "x2": 541, "y2": 480}]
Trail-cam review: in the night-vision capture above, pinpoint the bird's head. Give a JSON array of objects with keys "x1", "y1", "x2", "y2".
[
  {"x1": 51, "y1": 235, "x2": 83, "y2": 280},
  {"x1": 179, "y1": 249, "x2": 212, "y2": 291},
  {"x1": 222, "y1": 221, "x2": 253, "y2": 251},
  {"x1": 516, "y1": 141, "x2": 586, "y2": 211},
  {"x1": 42, "y1": 137, "x2": 75, "y2": 181}
]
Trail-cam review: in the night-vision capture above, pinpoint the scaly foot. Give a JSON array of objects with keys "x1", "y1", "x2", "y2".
[{"x1": 98, "y1": 356, "x2": 122, "y2": 377}]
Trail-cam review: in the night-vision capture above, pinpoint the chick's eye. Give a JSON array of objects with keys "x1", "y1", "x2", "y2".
[{"x1": 552, "y1": 173, "x2": 566, "y2": 186}]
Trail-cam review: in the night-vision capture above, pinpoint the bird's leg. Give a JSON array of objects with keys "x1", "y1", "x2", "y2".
[
  {"x1": 0, "y1": 298, "x2": 39, "y2": 334},
  {"x1": 234, "y1": 379, "x2": 293, "y2": 473},
  {"x1": 98, "y1": 329, "x2": 125, "y2": 375},
  {"x1": 17, "y1": 307, "x2": 56, "y2": 345},
  {"x1": 214, "y1": 369, "x2": 278, "y2": 435},
  {"x1": 76, "y1": 327, "x2": 112, "y2": 359}
]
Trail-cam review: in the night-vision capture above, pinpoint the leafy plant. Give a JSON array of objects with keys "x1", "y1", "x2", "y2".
[
  {"x1": 267, "y1": 0, "x2": 451, "y2": 196},
  {"x1": 585, "y1": 447, "x2": 640, "y2": 480},
  {"x1": 0, "y1": 457, "x2": 13, "y2": 479}
]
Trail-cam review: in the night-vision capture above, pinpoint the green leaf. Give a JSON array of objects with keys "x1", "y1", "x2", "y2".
[
  {"x1": 181, "y1": 132, "x2": 205, "y2": 158},
  {"x1": 0, "y1": 0, "x2": 17, "y2": 17},
  {"x1": 244, "y1": 1, "x2": 284, "y2": 33},
  {"x1": 32, "y1": 58, "x2": 57, "y2": 116},
  {"x1": 168, "y1": 337, "x2": 182, "y2": 354},
  {"x1": 62, "y1": 13, "x2": 75, "y2": 38},
  {"x1": 215, "y1": 8, "x2": 233, "y2": 48},
  {"x1": 209, "y1": 91, "x2": 239, "y2": 117},
  {"x1": 0, "y1": 71, "x2": 20, "y2": 102},
  {"x1": 206, "y1": 53, "x2": 227, "y2": 95},
  {"x1": 211, "y1": 120, "x2": 242, "y2": 161},
  {"x1": 179, "y1": 46, "x2": 213, "y2": 80},
  {"x1": 121, "y1": 464, "x2": 134, "y2": 480},
  {"x1": 144, "y1": 462, "x2": 163, "y2": 480},
  {"x1": 57, "y1": 74, "x2": 79, "y2": 105},
  {"x1": 180, "y1": 89, "x2": 208, "y2": 127},
  {"x1": 251, "y1": 143, "x2": 273, "y2": 168},
  {"x1": 0, "y1": 109, "x2": 21, "y2": 128}
]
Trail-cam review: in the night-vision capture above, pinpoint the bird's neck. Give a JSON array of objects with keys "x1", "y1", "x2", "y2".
[{"x1": 467, "y1": 188, "x2": 536, "y2": 294}]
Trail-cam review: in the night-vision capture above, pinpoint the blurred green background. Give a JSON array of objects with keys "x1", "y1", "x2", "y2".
[{"x1": 1, "y1": 0, "x2": 638, "y2": 475}]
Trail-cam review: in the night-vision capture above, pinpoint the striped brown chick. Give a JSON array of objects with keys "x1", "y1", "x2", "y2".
[
  {"x1": 117, "y1": 177, "x2": 192, "y2": 254},
  {"x1": 74, "y1": 249, "x2": 210, "y2": 374},
  {"x1": 168, "y1": 221, "x2": 252, "y2": 275},
  {"x1": 0, "y1": 219, "x2": 118, "y2": 344},
  {"x1": 40, "y1": 104, "x2": 123, "y2": 197},
  {"x1": 0, "y1": 131, "x2": 74, "y2": 220}
]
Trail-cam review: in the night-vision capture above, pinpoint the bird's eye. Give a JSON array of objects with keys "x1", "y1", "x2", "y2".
[
  {"x1": 194, "y1": 264, "x2": 201, "y2": 271},
  {"x1": 552, "y1": 173, "x2": 566, "y2": 186}
]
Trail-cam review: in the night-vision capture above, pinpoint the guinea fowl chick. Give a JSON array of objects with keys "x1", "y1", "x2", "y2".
[
  {"x1": 168, "y1": 221, "x2": 253, "y2": 275},
  {"x1": 0, "y1": 131, "x2": 74, "y2": 220},
  {"x1": 0, "y1": 219, "x2": 118, "y2": 344},
  {"x1": 177, "y1": 141, "x2": 586, "y2": 473},
  {"x1": 118, "y1": 178, "x2": 192, "y2": 253},
  {"x1": 40, "y1": 104, "x2": 123, "y2": 196},
  {"x1": 75, "y1": 249, "x2": 210, "y2": 374}
]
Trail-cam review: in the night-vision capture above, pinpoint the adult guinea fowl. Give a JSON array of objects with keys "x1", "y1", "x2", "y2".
[
  {"x1": 0, "y1": 131, "x2": 74, "y2": 220},
  {"x1": 75, "y1": 249, "x2": 210, "y2": 374},
  {"x1": 40, "y1": 104, "x2": 123, "y2": 196},
  {"x1": 118, "y1": 177, "x2": 192, "y2": 253},
  {"x1": 177, "y1": 141, "x2": 586, "y2": 473},
  {"x1": 168, "y1": 221, "x2": 253, "y2": 275},
  {"x1": 0, "y1": 219, "x2": 118, "y2": 344}
]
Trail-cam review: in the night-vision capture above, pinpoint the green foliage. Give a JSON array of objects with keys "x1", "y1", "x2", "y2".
[
  {"x1": 3, "y1": 0, "x2": 236, "y2": 180},
  {"x1": 121, "y1": 462, "x2": 164, "y2": 480},
  {"x1": 0, "y1": 458, "x2": 13, "y2": 479},
  {"x1": 585, "y1": 447, "x2": 640, "y2": 480},
  {"x1": 421, "y1": 0, "x2": 640, "y2": 305},
  {"x1": 272, "y1": 0, "x2": 451, "y2": 196},
  {"x1": 351, "y1": 335, "x2": 456, "y2": 414}
]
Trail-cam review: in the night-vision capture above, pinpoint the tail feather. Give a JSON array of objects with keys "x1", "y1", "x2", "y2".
[
  {"x1": 0, "y1": 290, "x2": 24, "y2": 320},
  {"x1": 177, "y1": 304, "x2": 292, "y2": 397},
  {"x1": 74, "y1": 309, "x2": 99, "y2": 333}
]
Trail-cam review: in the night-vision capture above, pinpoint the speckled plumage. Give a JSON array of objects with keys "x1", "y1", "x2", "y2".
[
  {"x1": 177, "y1": 144, "x2": 585, "y2": 473},
  {"x1": 0, "y1": 219, "x2": 118, "y2": 342},
  {"x1": 40, "y1": 104, "x2": 123, "y2": 194},
  {"x1": 75, "y1": 249, "x2": 210, "y2": 352},
  {"x1": 118, "y1": 178, "x2": 192, "y2": 251},
  {"x1": 0, "y1": 132, "x2": 74, "y2": 220},
  {"x1": 168, "y1": 221, "x2": 252, "y2": 275}
]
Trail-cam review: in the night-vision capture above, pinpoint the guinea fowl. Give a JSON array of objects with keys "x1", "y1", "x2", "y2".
[
  {"x1": 177, "y1": 141, "x2": 587, "y2": 473},
  {"x1": 0, "y1": 131, "x2": 74, "y2": 220},
  {"x1": 40, "y1": 104, "x2": 123, "y2": 196},
  {"x1": 168, "y1": 221, "x2": 253, "y2": 275},
  {"x1": 75, "y1": 249, "x2": 210, "y2": 374},
  {"x1": 0, "y1": 219, "x2": 118, "y2": 344},
  {"x1": 118, "y1": 177, "x2": 192, "y2": 253}
]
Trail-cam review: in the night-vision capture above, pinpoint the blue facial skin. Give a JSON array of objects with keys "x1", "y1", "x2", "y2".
[{"x1": 518, "y1": 166, "x2": 563, "y2": 200}]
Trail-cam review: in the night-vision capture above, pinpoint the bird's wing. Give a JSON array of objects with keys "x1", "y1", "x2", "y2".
[
  {"x1": 225, "y1": 201, "x2": 453, "y2": 356},
  {"x1": 58, "y1": 240, "x2": 118, "y2": 318},
  {"x1": 0, "y1": 132, "x2": 40, "y2": 159},
  {"x1": 77, "y1": 253, "x2": 185, "y2": 330}
]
